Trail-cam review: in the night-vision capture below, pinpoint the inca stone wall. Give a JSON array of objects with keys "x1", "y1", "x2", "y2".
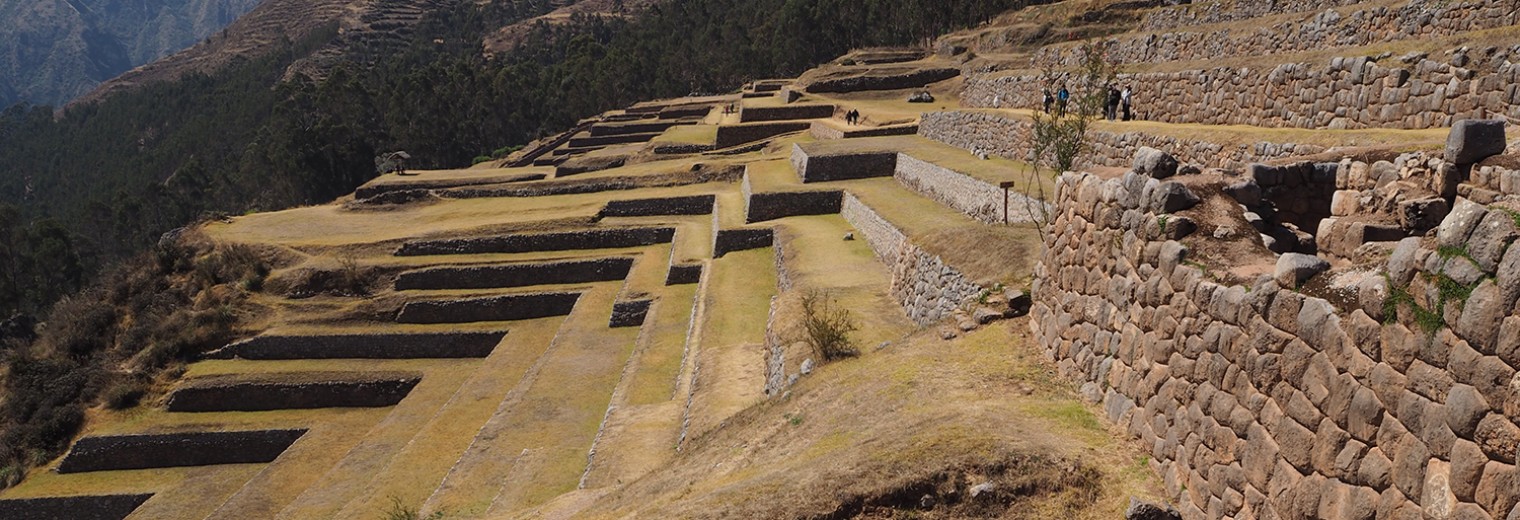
[
  {"x1": 790, "y1": 144, "x2": 898, "y2": 183},
  {"x1": 962, "y1": 53, "x2": 1520, "y2": 130},
  {"x1": 58, "y1": 430, "x2": 308, "y2": 473},
  {"x1": 165, "y1": 373, "x2": 423, "y2": 412},
  {"x1": 1031, "y1": 171, "x2": 1520, "y2": 520},
  {"x1": 0, "y1": 494, "x2": 152, "y2": 520},
  {"x1": 396, "y1": 292, "x2": 582, "y2": 324},
  {"x1": 841, "y1": 193, "x2": 982, "y2": 324},
  {"x1": 714, "y1": 121, "x2": 812, "y2": 148},
  {"x1": 893, "y1": 153, "x2": 1046, "y2": 224},
  {"x1": 738, "y1": 104, "x2": 836, "y2": 123},
  {"x1": 395, "y1": 227, "x2": 675, "y2": 256},
  {"x1": 1137, "y1": 0, "x2": 1366, "y2": 31},
  {"x1": 600, "y1": 195, "x2": 716, "y2": 217},
  {"x1": 1464, "y1": 162, "x2": 1520, "y2": 204},
  {"x1": 205, "y1": 331, "x2": 507, "y2": 360},
  {"x1": 808, "y1": 121, "x2": 918, "y2": 140},
  {"x1": 919, "y1": 111, "x2": 1323, "y2": 171},
  {"x1": 1042, "y1": 1, "x2": 1519, "y2": 68},
  {"x1": 394, "y1": 257, "x2": 635, "y2": 291}
]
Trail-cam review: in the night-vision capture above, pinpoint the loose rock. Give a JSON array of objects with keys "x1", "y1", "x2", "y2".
[{"x1": 1275, "y1": 253, "x2": 1330, "y2": 288}]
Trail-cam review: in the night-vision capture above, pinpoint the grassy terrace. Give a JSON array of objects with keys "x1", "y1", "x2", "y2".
[
  {"x1": 207, "y1": 180, "x2": 729, "y2": 248},
  {"x1": 943, "y1": 107, "x2": 1448, "y2": 152},
  {"x1": 774, "y1": 215, "x2": 913, "y2": 348},
  {"x1": 682, "y1": 248, "x2": 777, "y2": 442},
  {"x1": 650, "y1": 124, "x2": 718, "y2": 145},
  {"x1": 420, "y1": 283, "x2": 639, "y2": 517},
  {"x1": 364, "y1": 166, "x2": 552, "y2": 188}
]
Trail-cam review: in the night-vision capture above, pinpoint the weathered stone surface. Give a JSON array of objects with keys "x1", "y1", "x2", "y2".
[
  {"x1": 1388, "y1": 237, "x2": 1425, "y2": 286},
  {"x1": 1150, "y1": 182, "x2": 1201, "y2": 213},
  {"x1": 1475, "y1": 415, "x2": 1520, "y2": 464},
  {"x1": 1393, "y1": 436, "x2": 1431, "y2": 499},
  {"x1": 1452, "y1": 439, "x2": 1488, "y2": 502},
  {"x1": 1423, "y1": 458, "x2": 1459, "y2": 519},
  {"x1": 1224, "y1": 179, "x2": 1262, "y2": 206},
  {"x1": 1476, "y1": 462, "x2": 1518, "y2": 517},
  {"x1": 1401, "y1": 197, "x2": 1452, "y2": 234},
  {"x1": 1439, "y1": 199, "x2": 1491, "y2": 249},
  {"x1": 1275, "y1": 253, "x2": 1330, "y2": 288},
  {"x1": 1468, "y1": 212, "x2": 1520, "y2": 272},
  {"x1": 1447, "y1": 119, "x2": 1508, "y2": 165},
  {"x1": 1126, "y1": 497, "x2": 1183, "y2": 520},
  {"x1": 1134, "y1": 146, "x2": 1180, "y2": 179},
  {"x1": 1448, "y1": 384, "x2": 1493, "y2": 438}
]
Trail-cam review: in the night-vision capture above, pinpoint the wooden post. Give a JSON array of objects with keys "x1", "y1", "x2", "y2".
[{"x1": 1000, "y1": 181, "x2": 1017, "y2": 225}]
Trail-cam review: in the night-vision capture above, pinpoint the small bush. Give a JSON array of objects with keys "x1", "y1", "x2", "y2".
[
  {"x1": 800, "y1": 290, "x2": 859, "y2": 361},
  {"x1": 336, "y1": 254, "x2": 371, "y2": 296},
  {"x1": 471, "y1": 155, "x2": 493, "y2": 165},
  {"x1": 102, "y1": 379, "x2": 148, "y2": 410},
  {"x1": 383, "y1": 497, "x2": 446, "y2": 520}
]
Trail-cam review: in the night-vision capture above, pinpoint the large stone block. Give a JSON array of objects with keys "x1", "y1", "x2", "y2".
[
  {"x1": 1446, "y1": 119, "x2": 1508, "y2": 164},
  {"x1": 1134, "y1": 146, "x2": 1180, "y2": 178},
  {"x1": 1438, "y1": 199, "x2": 1490, "y2": 249}
]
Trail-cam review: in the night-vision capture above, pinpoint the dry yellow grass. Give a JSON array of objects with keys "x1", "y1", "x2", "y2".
[{"x1": 529, "y1": 321, "x2": 1163, "y2": 519}]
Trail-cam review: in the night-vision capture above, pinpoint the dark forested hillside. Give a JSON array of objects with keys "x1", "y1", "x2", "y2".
[{"x1": 0, "y1": 0, "x2": 1034, "y2": 318}]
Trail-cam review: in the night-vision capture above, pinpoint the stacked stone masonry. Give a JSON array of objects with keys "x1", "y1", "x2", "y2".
[
  {"x1": 841, "y1": 193, "x2": 982, "y2": 325},
  {"x1": 962, "y1": 53, "x2": 1520, "y2": 129},
  {"x1": 1031, "y1": 171, "x2": 1520, "y2": 520},
  {"x1": 205, "y1": 331, "x2": 506, "y2": 359},
  {"x1": 165, "y1": 373, "x2": 423, "y2": 412},
  {"x1": 919, "y1": 111, "x2": 1324, "y2": 171},
  {"x1": 0, "y1": 494, "x2": 152, "y2": 520},
  {"x1": 1040, "y1": 1, "x2": 1519, "y2": 69},
  {"x1": 58, "y1": 430, "x2": 307, "y2": 473},
  {"x1": 1138, "y1": 0, "x2": 1366, "y2": 31},
  {"x1": 396, "y1": 292, "x2": 582, "y2": 324},
  {"x1": 893, "y1": 153, "x2": 1046, "y2": 224}
]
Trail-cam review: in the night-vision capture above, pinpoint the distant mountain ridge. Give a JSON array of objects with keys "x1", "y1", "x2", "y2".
[{"x1": 0, "y1": 0, "x2": 263, "y2": 108}]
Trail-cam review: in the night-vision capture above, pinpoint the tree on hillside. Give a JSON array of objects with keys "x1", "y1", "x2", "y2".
[{"x1": 1022, "y1": 42, "x2": 1116, "y2": 230}]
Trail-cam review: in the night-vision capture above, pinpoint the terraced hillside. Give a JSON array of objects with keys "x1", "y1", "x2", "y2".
[{"x1": 2, "y1": 0, "x2": 1516, "y2": 519}]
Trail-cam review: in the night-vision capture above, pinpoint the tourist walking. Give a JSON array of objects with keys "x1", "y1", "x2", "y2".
[
  {"x1": 1106, "y1": 86, "x2": 1120, "y2": 121},
  {"x1": 1056, "y1": 86, "x2": 1069, "y2": 117},
  {"x1": 1121, "y1": 85, "x2": 1133, "y2": 121},
  {"x1": 1042, "y1": 89, "x2": 1053, "y2": 114}
]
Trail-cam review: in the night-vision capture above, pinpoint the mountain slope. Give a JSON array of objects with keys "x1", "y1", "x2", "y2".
[{"x1": 0, "y1": 0, "x2": 263, "y2": 107}]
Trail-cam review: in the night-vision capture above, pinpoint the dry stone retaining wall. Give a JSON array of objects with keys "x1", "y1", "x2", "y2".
[
  {"x1": 610, "y1": 299, "x2": 652, "y2": 328},
  {"x1": 1044, "y1": 0, "x2": 1519, "y2": 68},
  {"x1": 893, "y1": 153, "x2": 1046, "y2": 224},
  {"x1": 396, "y1": 292, "x2": 582, "y2": 324},
  {"x1": 714, "y1": 122, "x2": 811, "y2": 148},
  {"x1": 808, "y1": 121, "x2": 919, "y2": 140},
  {"x1": 395, "y1": 227, "x2": 675, "y2": 256},
  {"x1": 1031, "y1": 171, "x2": 1520, "y2": 520},
  {"x1": 205, "y1": 331, "x2": 507, "y2": 360},
  {"x1": 1463, "y1": 161, "x2": 1520, "y2": 204},
  {"x1": 394, "y1": 257, "x2": 634, "y2": 291},
  {"x1": 713, "y1": 228, "x2": 775, "y2": 258},
  {"x1": 57, "y1": 430, "x2": 307, "y2": 473},
  {"x1": 744, "y1": 188, "x2": 844, "y2": 223},
  {"x1": 962, "y1": 54, "x2": 1520, "y2": 129},
  {"x1": 665, "y1": 264, "x2": 703, "y2": 285},
  {"x1": 1139, "y1": 0, "x2": 1381, "y2": 31},
  {"x1": 738, "y1": 104, "x2": 836, "y2": 123},
  {"x1": 165, "y1": 373, "x2": 422, "y2": 412},
  {"x1": 601, "y1": 195, "x2": 716, "y2": 217},
  {"x1": 790, "y1": 144, "x2": 898, "y2": 183},
  {"x1": 841, "y1": 193, "x2": 982, "y2": 324},
  {"x1": 919, "y1": 111, "x2": 1322, "y2": 171},
  {"x1": 0, "y1": 494, "x2": 152, "y2": 520}
]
